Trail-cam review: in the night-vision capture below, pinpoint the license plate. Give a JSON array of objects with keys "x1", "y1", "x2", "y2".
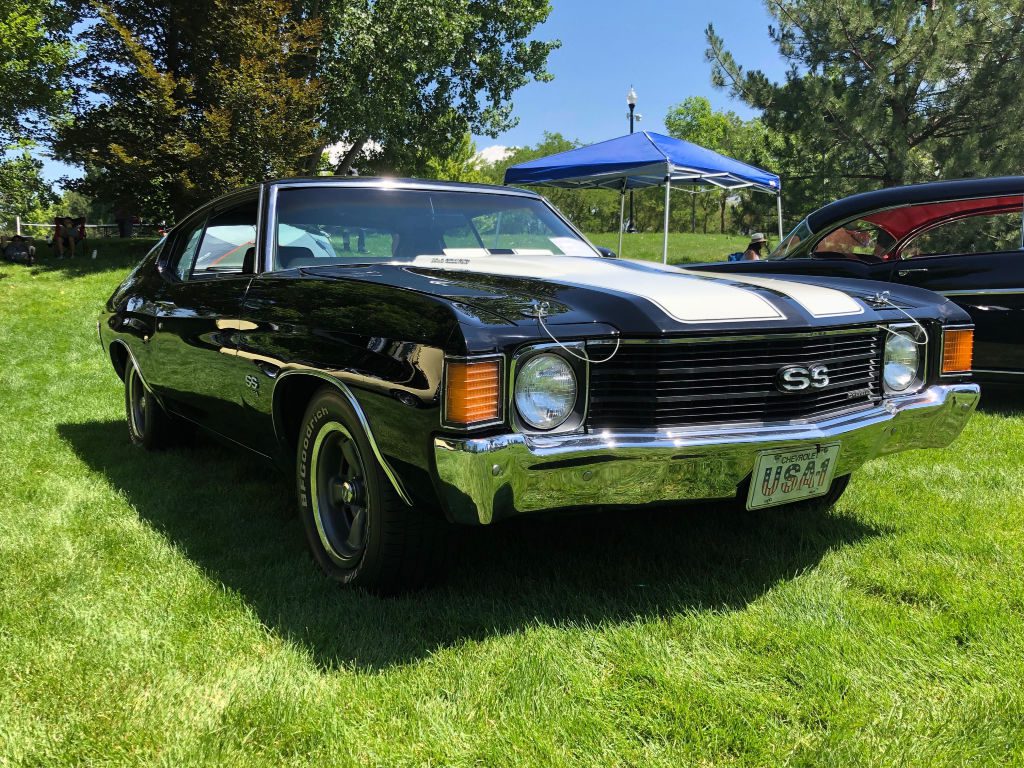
[{"x1": 746, "y1": 443, "x2": 841, "y2": 511}]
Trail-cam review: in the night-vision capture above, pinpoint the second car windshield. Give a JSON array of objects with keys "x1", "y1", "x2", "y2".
[
  {"x1": 767, "y1": 219, "x2": 812, "y2": 259},
  {"x1": 272, "y1": 186, "x2": 598, "y2": 270}
]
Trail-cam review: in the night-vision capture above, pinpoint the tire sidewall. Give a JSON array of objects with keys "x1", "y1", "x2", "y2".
[
  {"x1": 124, "y1": 361, "x2": 152, "y2": 449},
  {"x1": 296, "y1": 388, "x2": 386, "y2": 586}
]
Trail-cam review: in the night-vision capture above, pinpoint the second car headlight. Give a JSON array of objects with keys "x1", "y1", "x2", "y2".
[
  {"x1": 514, "y1": 353, "x2": 577, "y2": 430},
  {"x1": 883, "y1": 331, "x2": 921, "y2": 393}
]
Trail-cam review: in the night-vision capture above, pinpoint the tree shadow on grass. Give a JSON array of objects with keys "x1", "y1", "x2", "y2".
[
  {"x1": 58, "y1": 419, "x2": 882, "y2": 672},
  {"x1": 12, "y1": 239, "x2": 159, "y2": 279}
]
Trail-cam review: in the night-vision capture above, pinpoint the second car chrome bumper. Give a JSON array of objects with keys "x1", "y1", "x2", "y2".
[{"x1": 432, "y1": 383, "x2": 980, "y2": 525}]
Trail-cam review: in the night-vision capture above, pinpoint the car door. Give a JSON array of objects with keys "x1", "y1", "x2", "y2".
[
  {"x1": 890, "y1": 206, "x2": 1024, "y2": 375},
  {"x1": 146, "y1": 192, "x2": 260, "y2": 440}
]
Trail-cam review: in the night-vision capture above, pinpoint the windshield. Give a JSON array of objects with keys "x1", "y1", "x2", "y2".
[
  {"x1": 272, "y1": 186, "x2": 598, "y2": 270},
  {"x1": 767, "y1": 219, "x2": 812, "y2": 260}
]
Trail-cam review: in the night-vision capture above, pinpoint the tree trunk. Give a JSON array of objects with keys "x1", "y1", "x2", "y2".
[
  {"x1": 720, "y1": 192, "x2": 726, "y2": 233},
  {"x1": 303, "y1": 144, "x2": 326, "y2": 175},
  {"x1": 690, "y1": 195, "x2": 696, "y2": 233},
  {"x1": 335, "y1": 136, "x2": 367, "y2": 175}
]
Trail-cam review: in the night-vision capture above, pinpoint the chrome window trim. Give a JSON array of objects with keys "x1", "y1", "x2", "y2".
[
  {"x1": 508, "y1": 342, "x2": 590, "y2": 435},
  {"x1": 940, "y1": 323, "x2": 975, "y2": 378},
  {"x1": 263, "y1": 183, "x2": 279, "y2": 273},
  {"x1": 940, "y1": 288, "x2": 1024, "y2": 296},
  {"x1": 271, "y1": 178, "x2": 543, "y2": 198},
  {"x1": 440, "y1": 353, "x2": 506, "y2": 431}
]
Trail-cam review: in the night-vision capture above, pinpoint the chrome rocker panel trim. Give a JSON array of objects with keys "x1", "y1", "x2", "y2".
[{"x1": 433, "y1": 383, "x2": 980, "y2": 525}]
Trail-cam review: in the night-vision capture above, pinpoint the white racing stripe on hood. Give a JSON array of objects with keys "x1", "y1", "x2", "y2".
[
  {"x1": 408, "y1": 254, "x2": 784, "y2": 323},
  {"x1": 682, "y1": 271, "x2": 866, "y2": 318}
]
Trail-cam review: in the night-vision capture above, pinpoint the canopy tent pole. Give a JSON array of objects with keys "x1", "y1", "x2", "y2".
[
  {"x1": 618, "y1": 183, "x2": 626, "y2": 257},
  {"x1": 663, "y1": 172, "x2": 672, "y2": 265},
  {"x1": 776, "y1": 193, "x2": 784, "y2": 241}
]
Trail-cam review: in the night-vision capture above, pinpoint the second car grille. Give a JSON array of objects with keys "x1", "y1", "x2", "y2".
[{"x1": 586, "y1": 328, "x2": 883, "y2": 430}]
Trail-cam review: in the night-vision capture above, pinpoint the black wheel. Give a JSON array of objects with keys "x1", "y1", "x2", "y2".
[
  {"x1": 124, "y1": 358, "x2": 175, "y2": 450},
  {"x1": 296, "y1": 387, "x2": 450, "y2": 593}
]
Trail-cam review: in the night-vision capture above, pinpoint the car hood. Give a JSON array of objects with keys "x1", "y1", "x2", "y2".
[{"x1": 302, "y1": 254, "x2": 955, "y2": 335}]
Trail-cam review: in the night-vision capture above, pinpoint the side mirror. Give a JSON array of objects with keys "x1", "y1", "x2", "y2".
[{"x1": 596, "y1": 246, "x2": 617, "y2": 259}]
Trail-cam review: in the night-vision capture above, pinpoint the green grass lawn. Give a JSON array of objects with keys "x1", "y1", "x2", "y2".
[
  {"x1": 3, "y1": 240, "x2": 1024, "y2": 766},
  {"x1": 587, "y1": 231, "x2": 749, "y2": 264}
]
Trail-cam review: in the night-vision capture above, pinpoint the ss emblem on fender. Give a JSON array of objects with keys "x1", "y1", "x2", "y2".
[
  {"x1": 245, "y1": 374, "x2": 260, "y2": 395},
  {"x1": 776, "y1": 364, "x2": 830, "y2": 392}
]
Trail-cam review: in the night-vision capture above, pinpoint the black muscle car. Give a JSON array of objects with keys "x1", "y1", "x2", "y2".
[
  {"x1": 691, "y1": 177, "x2": 1024, "y2": 386},
  {"x1": 100, "y1": 178, "x2": 980, "y2": 592}
]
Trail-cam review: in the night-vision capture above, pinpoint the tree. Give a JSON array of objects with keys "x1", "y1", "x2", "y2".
[
  {"x1": 706, "y1": 1, "x2": 1024, "y2": 216},
  {"x1": 56, "y1": 0, "x2": 322, "y2": 220},
  {"x1": 0, "y1": 0, "x2": 73, "y2": 147},
  {"x1": 310, "y1": 0, "x2": 559, "y2": 175},
  {"x1": 664, "y1": 96, "x2": 778, "y2": 234},
  {"x1": 422, "y1": 133, "x2": 488, "y2": 183},
  {"x1": 0, "y1": 152, "x2": 57, "y2": 231}
]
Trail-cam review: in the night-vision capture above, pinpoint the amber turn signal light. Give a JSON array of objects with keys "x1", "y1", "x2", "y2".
[
  {"x1": 445, "y1": 360, "x2": 501, "y2": 425},
  {"x1": 942, "y1": 328, "x2": 974, "y2": 374}
]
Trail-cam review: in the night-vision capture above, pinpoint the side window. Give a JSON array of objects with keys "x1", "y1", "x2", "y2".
[
  {"x1": 812, "y1": 219, "x2": 895, "y2": 262},
  {"x1": 169, "y1": 218, "x2": 206, "y2": 281},
  {"x1": 901, "y1": 211, "x2": 1023, "y2": 259},
  {"x1": 192, "y1": 197, "x2": 258, "y2": 276}
]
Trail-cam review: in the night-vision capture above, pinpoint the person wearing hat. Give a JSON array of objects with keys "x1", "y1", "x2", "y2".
[
  {"x1": 742, "y1": 233, "x2": 767, "y2": 261},
  {"x1": 3, "y1": 234, "x2": 35, "y2": 265}
]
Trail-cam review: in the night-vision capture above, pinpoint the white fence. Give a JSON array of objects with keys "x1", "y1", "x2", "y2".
[{"x1": 14, "y1": 216, "x2": 168, "y2": 238}]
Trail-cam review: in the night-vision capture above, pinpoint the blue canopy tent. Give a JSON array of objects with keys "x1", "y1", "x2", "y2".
[{"x1": 503, "y1": 131, "x2": 783, "y2": 263}]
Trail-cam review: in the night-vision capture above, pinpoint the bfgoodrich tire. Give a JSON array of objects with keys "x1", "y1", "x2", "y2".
[
  {"x1": 295, "y1": 386, "x2": 449, "y2": 594},
  {"x1": 124, "y1": 358, "x2": 177, "y2": 450}
]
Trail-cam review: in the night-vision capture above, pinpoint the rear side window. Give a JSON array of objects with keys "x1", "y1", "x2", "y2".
[
  {"x1": 901, "y1": 210, "x2": 1023, "y2": 258},
  {"x1": 193, "y1": 198, "x2": 258, "y2": 276}
]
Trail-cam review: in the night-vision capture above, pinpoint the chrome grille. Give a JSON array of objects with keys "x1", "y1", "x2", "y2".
[{"x1": 586, "y1": 328, "x2": 883, "y2": 430}]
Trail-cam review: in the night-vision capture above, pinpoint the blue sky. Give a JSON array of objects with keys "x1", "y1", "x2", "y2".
[
  {"x1": 36, "y1": 0, "x2": 786, "y2": 185},
  {"x1": 472, "y1": 0, "x2": 787, "y2": 154}
]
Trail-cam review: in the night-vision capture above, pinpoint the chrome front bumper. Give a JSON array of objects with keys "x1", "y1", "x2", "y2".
[{"x1": 433, "y1": 383, "x2": 980, "y2": 525}]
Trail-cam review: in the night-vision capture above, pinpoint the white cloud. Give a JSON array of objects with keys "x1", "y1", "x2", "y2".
[
  {"x1": 323, "y1": 139, "x2": 384, "y2": 167},
  {"x1": 474, "y1": 145, "x2": 514, "y2": 167}
]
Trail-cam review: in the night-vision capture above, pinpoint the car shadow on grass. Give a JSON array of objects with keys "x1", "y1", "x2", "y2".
[
  {"x1": 977, "y1": 386, "x2": 1024, "y2": 417},
  {"x1": 58, "y1": 419, "x2": 883, "y2": 672}
]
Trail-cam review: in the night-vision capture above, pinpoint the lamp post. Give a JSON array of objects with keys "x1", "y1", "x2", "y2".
[{"x1": 626, "y1": 86, "x2": 640, "y2": 233}]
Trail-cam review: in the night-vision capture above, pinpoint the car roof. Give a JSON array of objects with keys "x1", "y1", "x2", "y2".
[
  {"x1": 806, "y1": 176, "x2": 1024, "y2": 232},
  {"x1": 264, "y1": 176, "x2": 543, "y2": 198}
]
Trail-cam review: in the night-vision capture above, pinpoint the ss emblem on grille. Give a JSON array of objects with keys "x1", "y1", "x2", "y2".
[
  {"x1": 776, "y1": 364, "x2": 830, "y2": 392},
  {"x1": 245, "y1": 374, "x2": 260, "y2": 395}
]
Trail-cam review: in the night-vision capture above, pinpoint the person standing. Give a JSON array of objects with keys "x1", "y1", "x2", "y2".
[{"x1": 741, "y1": 233, "x2": 768, "y2": 261}]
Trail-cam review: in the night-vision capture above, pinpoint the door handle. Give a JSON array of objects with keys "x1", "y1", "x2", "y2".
[{"x1": 897, "y1": 268, "x2": 929, "y2": 277}]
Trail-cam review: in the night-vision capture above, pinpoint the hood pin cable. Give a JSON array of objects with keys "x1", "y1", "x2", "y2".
[
  {"x1": 531, "y1": 300, "x2": 621, "y2": 364},
  {"x1": 871, "y1": 291, "x2": 929, "y2": 346}
]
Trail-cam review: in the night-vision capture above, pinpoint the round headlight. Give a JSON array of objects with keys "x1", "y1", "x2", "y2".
[
  {"x1": 883, "y1": 332, "x2": 920, "y2": 392},
  {"x1": 514, "y1": 353, "x2": 577, "y2": 430}
]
